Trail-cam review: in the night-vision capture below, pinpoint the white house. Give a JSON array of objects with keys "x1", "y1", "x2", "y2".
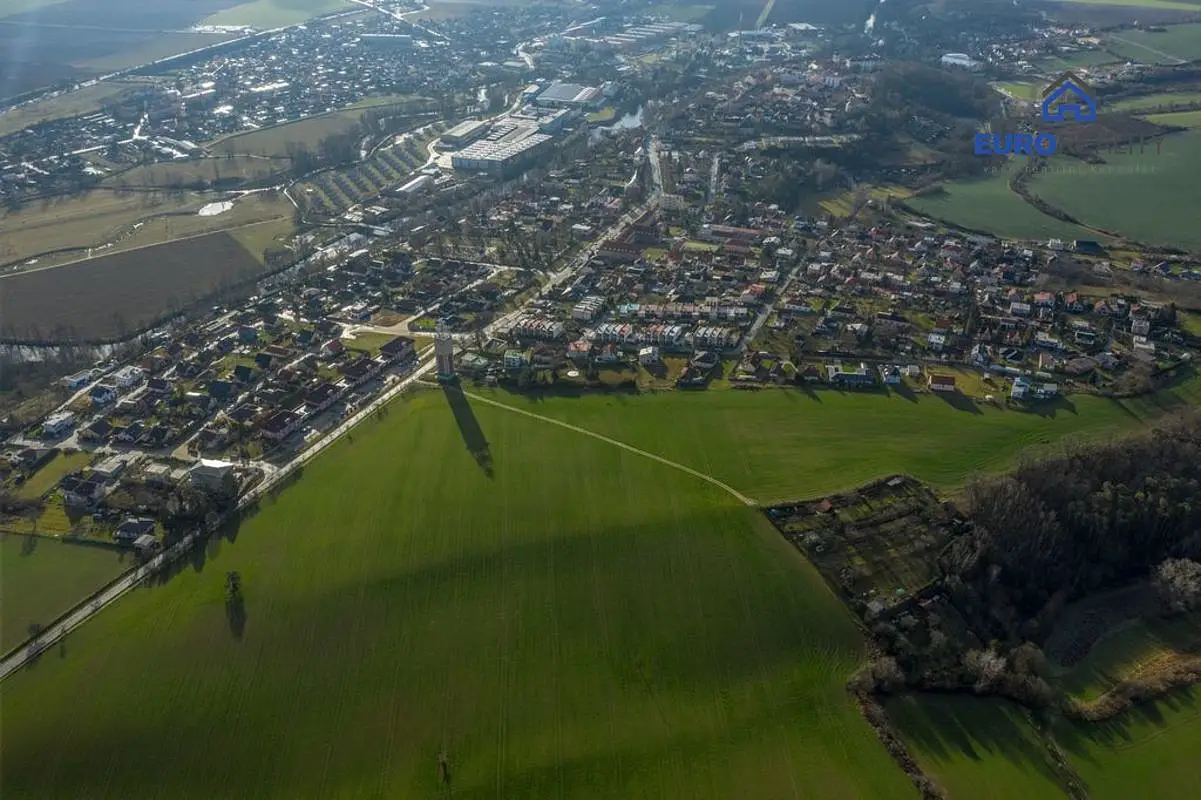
[
  {"x1": 42, "y1": 412, "x2": 76, "y2": 438},
  {"x1": 638, "y1": 346, "x2": 661, "y2": 365}
]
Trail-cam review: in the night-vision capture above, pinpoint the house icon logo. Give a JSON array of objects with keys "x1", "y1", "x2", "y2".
[{"x1": 1041, "y1": 71, "x2": 1097, "y2": 123}]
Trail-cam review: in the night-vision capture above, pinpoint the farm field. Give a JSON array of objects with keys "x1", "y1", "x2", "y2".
[
  {"x1": 1106, "y1": 23, "x2": 1201, "y2": 64},
  {"x1": 0, "y1": 231, "x2": 264, "y2": 341},
  {"x1": 1107, "y1": 91, "x2": 1201, "y2": 112},
  {"x1": 1033, "y1": 49, "x2": 1119, "y2": 73},
  {"x1": 0, "y1": 388, "x2": 912, "y2": 799},
  {"x1": 1058, "y1": 0, "x2": 1201, "y2": 11},
  {"x1": 203, "y1": 0, "x2": 353, "y2": 28},
  {"x1": 994, "y1": 81, "x2": 1043, "y2": 100},
  {"x1": 903, "y1": 167, "x2": 1100, "y2": 244},
  {"x1": 0, "y1": 534, "x2": 128, "y2": 653},
  {"x1": 1029, "y1": 131, "x2": 1201, "y2": 252},
  {"x1": 470, "y1": 374, "x2": 1201, "y2": 505},
  {"x1": 888, "y1": 694, "x2": 1069, "y2": 800}
]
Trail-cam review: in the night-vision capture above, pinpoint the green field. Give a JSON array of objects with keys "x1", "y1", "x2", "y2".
[
  {"x1": 1107, "y1": 23, "x2": 1201, "y2": 65},
  {"x1": 469, "y1": 374, "x2": 1201, "y2": 504},
  {"x1": 1029, "y1": 132, "x2": 1201, "y2": 252},
  {"x1": 0, "y1": 534, "x2": 128, "y2": 653},
  {"x1": 0, "y1": 388, "x2": 913, "y2": 799},
  {"x1": 904, "y1": 167, "x2": 1100, "y2": 244},
  {"x1": 202, "y1": 0, "x2": 353, "y2": 28},
  {"x1": 1108, "y1": 91, "x2": 1201, "y2": 113},
  {"x1": 1144, "y1": 109, "x2": 1201, "y2": 128},
  {"x1": 1057, "y1": 686, "x2": 1201, "y2": 799},
  {"x1": 888, "y1": 694, "x2": 1069, "y2": 799},
  {"x1": 1034, "y1": 50, "x2": 1119, "y2": 74}
]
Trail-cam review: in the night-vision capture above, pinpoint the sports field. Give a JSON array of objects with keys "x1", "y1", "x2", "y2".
[
  {"x1": 904, "y1": 169, "x2": 1099, "y2": 245},
  {"x1": 0, "y1": 388, "x2": 913, "y2": 799},
  {"x1": 1029, "y1": 131, "x2": 1201, "y2": 252},
  {"x1": 888, "y1": 694, "x2": 1069, "y2": 799},
  {"x1": 0, "y1": 534, "x2": 127, "y2": 653}
]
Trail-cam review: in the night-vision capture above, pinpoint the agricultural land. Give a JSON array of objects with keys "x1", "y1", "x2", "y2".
[
  {"x1": 0, "y1": 232, "x2": 266, "y2": 341},
  {"x1": 0, "y1": 388, "x2": 914, "y2": 799}
]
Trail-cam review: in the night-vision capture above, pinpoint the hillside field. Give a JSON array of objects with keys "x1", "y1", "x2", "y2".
[
  {"x1": 0, "y1": 534, "x2": 128, "y2": 653},
  {"x1": 903, "y1": 168, "x2": 1099, "y2": 245},
  {"x1": 0, "y1": 388, "x2": 914, "y2": 799},
  {"x1": 1108, "y1": 91, "x2": 1201, "y2": 112},
  {"x1": 1029, "y1": 132, "x2": 1201, "y2": 252},
  {"x1": 203, "y1": 0, "x2": 353, "y2": 28}
]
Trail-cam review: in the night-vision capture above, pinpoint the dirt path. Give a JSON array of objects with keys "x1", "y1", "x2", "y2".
[{"x1": 453, "y1": 386, "x2": 758, "y2": 507}]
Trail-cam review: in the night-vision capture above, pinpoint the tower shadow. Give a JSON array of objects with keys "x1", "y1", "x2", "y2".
[{"x1": 441, "y1": 382, "x2": 493, "y2": 477}]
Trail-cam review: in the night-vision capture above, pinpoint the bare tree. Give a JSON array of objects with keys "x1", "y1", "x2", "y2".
[{"x1": 1154, "y1": 558, "x2": 1201, "y2": 614}]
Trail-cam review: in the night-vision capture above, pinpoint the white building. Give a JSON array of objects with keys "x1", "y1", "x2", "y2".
[
  {"x1": 940, "y1": 53, "x2": 981, "y2": 71},
  {"x1": 43, "y1": 412, "x2": 76, "y2": 438}
]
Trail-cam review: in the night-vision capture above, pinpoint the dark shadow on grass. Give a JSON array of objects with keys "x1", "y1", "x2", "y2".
[
  {"x1": 933, "y1": 390, "x2": 983, "y2": 415},
  {"x1": 19, "y1": 533, "x2": 37, "y2": 556},
  {"x1": 226, "y1": 594, "x2": 246, "y2": 641},
  {"x1": 1024, "y1": 396, "x2": 1078, "y2": 419},
  {"x1": 441, "y1": 381, "x2": 493, "y2": 477},
  {"x1": 889, "y1": 381, "x2": 919, "y2": 404}
]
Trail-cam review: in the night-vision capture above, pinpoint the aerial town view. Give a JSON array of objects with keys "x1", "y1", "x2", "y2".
[{"x1": 3, "y1": 0, "x2": 1201, "y2": 797}]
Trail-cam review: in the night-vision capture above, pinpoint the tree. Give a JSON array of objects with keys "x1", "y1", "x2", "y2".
[{"x1": 1154, "y1": 557, "x2": 1201, "y2": 614}]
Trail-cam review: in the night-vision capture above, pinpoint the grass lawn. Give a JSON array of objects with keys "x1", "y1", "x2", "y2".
[
  {"x1": 105, "y1": 156, "x2": 286, "y2": 189},
  {"x1": 1108, "y1": 91, "x2": 1201, "y2": 113},
  {"x1": 888, "y1": 694, "x2": 1069, "y2": 799},
  {"x1": 202, "y1": 0, "x2": 353, "y2": 28},
  {"x1": 476, "y1": 372, "x2": 1201, "y2": 504},
  {"x1": 1034, "y1": 50, "x2": 1119, "y2": 73},
  {"x1": 904, "y1": 166, "x2": 1099, "y2": 244},
  {"x1": 993, "y1": 81, "x2": 1043, "y2": 101},
  {"x1": 341, "y1": 330, "x2": 396, "y2": 354},
  {"x1": 14, "y1": 450, "x2": 91, "y2": 500},
  {"x1": 0, "y1": 534, "x2": 128, "y2": 652},
  {"x1": 1143, "y1": 109, "x2": 1201, "y2": 128},
  {"x1": 0, "y1": 388, "x2": 913, "y2": 799},
  {"x1": 1029, "y1": 131, "x2": 1201, "y2": 253}
]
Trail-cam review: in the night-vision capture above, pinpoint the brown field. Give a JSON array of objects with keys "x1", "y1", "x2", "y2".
[{"x1": 0, "y1": 232, "x2": 265, "y2": 341}]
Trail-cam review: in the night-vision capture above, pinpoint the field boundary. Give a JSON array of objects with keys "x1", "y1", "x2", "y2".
[{"x1": 453, "y1": 385, "x2": 758, "y2": 506}]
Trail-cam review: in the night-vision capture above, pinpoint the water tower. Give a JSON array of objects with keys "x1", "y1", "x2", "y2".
[{"x1": 434, "y1": 322, "x2": 456, "y2": 382}]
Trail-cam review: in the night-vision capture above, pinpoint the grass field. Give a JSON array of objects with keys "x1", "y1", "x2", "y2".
[
  {"x1": 0, "y1": 190, "x2": 294, "y2": 270},
  {"x1": 994, "y1": 81, "x2": 1043, "y2": 101},
  {"x1": 0, "y1": 534, "x2": 127, "y2": 653},
  {"x1": 1108, "y1": 91, "x2": 1201, "y2": 113},
  {"x1": 1060, "y1": 613, "x2": 1201, "y2": 702},
  {"x1": 0, "y1": 78, "x2": 158, "y2": 137},
  {"x1": 1028, "y1": 131, "x2": 1201, "y2": 252},
  {"x1": 1107, "y1": 23, "x2": 1201, "y2": 65},
  {"x1": 1057, "y1": 686, "x2": 1201, "y2": 799},
  {"x1": 0, "y1": 388, "x2": 913, "y2": 799},
  {"x1": 888, "y1": 694, "x2": 1069, "y2": 799},
  {"x1": 471, "y1": 372, "x2": 1201, "y2": 504},
  {"x1": 215, "y1": 110, "x2": 374, "y2": 158},
  {"x1": 1058, "y1": 0, "x2": 1201, "y2": 11},
  {"x1": 202, "y1": 0, "x2": 353, "y2": 28},
  {"x1": 904, "y1": 167, "x2": 1100, "y2": 244},
  {"x1": 14, "y1": 450, "x2": 91, "y2": 500},
  {"x1": 1034, "y1": 50, "x2": 1119, "y2": 73},
  {"x1": 1144, "y1": 109, "x2": 1201, "y2": 128},
  {"x1": 105, "y1": 156, "x2": 287, "y2": 189},
  {"x1": 0, "y1": 231, "x2": 264, "y2": 341}
]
